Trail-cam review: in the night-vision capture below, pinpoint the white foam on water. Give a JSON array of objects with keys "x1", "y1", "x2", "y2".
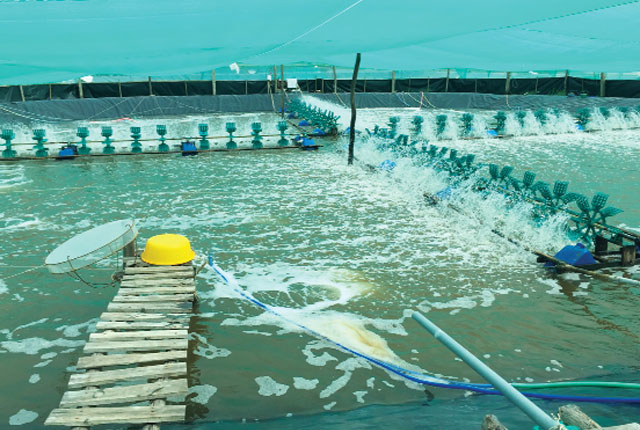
[
  {"x1": 0, "y1": 164, "x2": 29, "y2": 190},
  {"x1": 28, "y1": 373, "x2": 40, "y2": 384},
  {"x1": 189, "y1": 332, "x2": 231, "y2": 359},
  {"x1": 8, "y1": 409, "x2": 38, "y2": 426},
  {"x1": 188, "y1": 384, "x2": 218, "y2": 404},
  {"x1": 255, "y1": 376, "x2": 289, "y2": 396},
  {"x1": 55, "y1": 318, "x2": 98, "y2": 338},
  {"x1": 0, "y1": 279, "x2": 7, "y2": 295},
  {"x1": 293, "y1": 377, "x2": 319, "y2": 390},
  {"x1": 323, "y1": 401, "x2": 337, "y2": 410},
  {"x1": 1, "y1": 337, "x2": 85, "y2": 355},
  {"x1": 34, "y1": 359, "x2": 52, "y2": 368},
  {"x1": 41, "y1": 352, "x2": 57, "y2": 360},
  {"x1": 302, "y1": 341, "x2": 339, "y2": 367},
  {"x1": 0, "y1": 217, "x2": 42, "y2": 232},
  {"x1": 319, "y1": 357, "x2": 371, "y2": 399},
  {"x1": 353, "y1": 390, "x2": 367, "y2": 403}
]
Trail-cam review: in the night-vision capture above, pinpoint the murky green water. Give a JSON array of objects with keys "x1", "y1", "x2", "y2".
[{"x1": 1, "y1": 107, "x2": 639, "y2": 429}]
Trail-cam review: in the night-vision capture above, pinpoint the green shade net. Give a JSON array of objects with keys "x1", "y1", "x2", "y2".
[{"x1": 1, "y1": 0, "x2": 640, "y2": 84}]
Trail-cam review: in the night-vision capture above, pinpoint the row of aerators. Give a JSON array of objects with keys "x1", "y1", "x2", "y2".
[
  {"x1": 0, "y1": 120, "x2": 300, "y2": 158},
  {"x1": 370, "y1": 105, "x2": 640, "y2": 140}
]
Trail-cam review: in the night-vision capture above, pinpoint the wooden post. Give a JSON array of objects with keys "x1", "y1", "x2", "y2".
[
  {"x1": 245, "y1": 80, "x2": 248, "y2": 95},
  {"x1": 118, "y1": 81, "x2": 123, "y2": 98},
  {"x1": 333, "y1": 65, "x2": 337, "y2": 94},
  {"x1": 280, "y1": 64, "x2": 285, "y2": 118},
  {"x1": 621, "y1": 245, "x2": 636, "y2": 266},
  {"x1": 594, "y1": 235, "x2": 608, "y2": 254},
  {"x1": 564, "y1": 70, "x2": 569, "y2": 95},
  {"x1": 148, "y1": 76, "x2": 153, "y2": 96},
  {"x1": 505, "y1": 72, "x2": 511, "y2": 95},
  {"x1": 272, "y1": 66, "x2": 278, "y2": 93},
  {"x1": 184, "y1": 81, "x2": 188, "y2": 96},
  {"x1": 391, "y1": 70, "x2": 396, "y2": 93},
  {"x1": 49, "y1": 84, "x2": 52, "y2": 100},
  {"x1": 445, "y1": 68, "x2": 450, "y2": 93},
  {"x1": 123, "y1": 241, "x2": 136, "y2": 259},
  {"x1": 474, "y1": 79, "x2": 478, "y2": 93},
  {"x1": 321, "y1": 78, "x2": 324, "y2": 93},
  {"x1": 363, "y1": 79, "x2": 367, "y2": 93},
  {"x1": 78, "y1": 78, "x2": 84, "y2": 99},
  {"x1": 600, "y1": 72, "x2": 606, "y2": 97},
  {"x1": 348, "y1": 53, "x2": 361, "y2": 166},
  {"x1": 212, "y1": 70, "x2": 216, "y2": 95},
  {"x1": 535, "y1": 77, "x2": 539, "y2": 94},
  {"x1": 19, "y1": 85, "x2": 25, "y2": 102}
]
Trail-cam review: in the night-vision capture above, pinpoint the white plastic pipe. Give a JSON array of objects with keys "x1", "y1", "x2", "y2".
[{"x1": 412, "y1": 311, "x2": 562, "y2": 430}]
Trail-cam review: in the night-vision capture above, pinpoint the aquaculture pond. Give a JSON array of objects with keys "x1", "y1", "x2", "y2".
[{"x1": 1, "y1": 106, "x2": 639, "y2": 429}]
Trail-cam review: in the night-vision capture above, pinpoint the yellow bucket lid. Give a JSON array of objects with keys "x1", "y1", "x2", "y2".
[{"x1": 141, "y1": 234, "x2": 196, "y2": 266}]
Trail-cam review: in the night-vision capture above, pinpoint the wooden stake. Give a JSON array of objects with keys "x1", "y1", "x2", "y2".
[
  {"x1": 19, "y1": 85, "x2": 25, "y2": 102},
  {"x1": 445, "y1": 68, "x2": 450, "y2": 93},
  {"x1": 348, "y1": 53, "x2": 361, "y2": 166},
  {"x1": 49, "y1": 84, "x2": 52, "y2": 100},
  {"x1": 212, "y1": 69, "x2": 216, "y2": 95},
  {"x1": 78, "y1": 78, "x2": 84, "y2": 99},
  {"x1": 600, "y1": 72, "x2": 606, "y2": 97},
  {"x1": 118, "y1": 82, "x2": 123, "y2": 98},
  {"x1": 148, "y1": 76, "x2": 153, "y2": 96},
  {"x1": 391, "y1": 70, "x2": 396, "y2": 93},
  {"x1": 333, "y1": 65, "x2": 337, "y2": 94},
  {"x1": 280, "y1": 64, "x2": 284, "y2": 118},
  {"x1": 564, "y1": 70, "x2": 569, "y2": 95},
  {"x1": 245, "y1": 80, "x2": 248, "y2": 95},
  {"x1": 184, "y1": 81, "x2": 188, "y2": 96},
  {"x1": 505, "y1": 72, "x2": 511, "y2": 95}
]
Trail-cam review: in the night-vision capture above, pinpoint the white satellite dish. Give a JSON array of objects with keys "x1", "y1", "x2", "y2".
[{"x1": 45, "y1": 219, "x2": 138, "y2": 274}]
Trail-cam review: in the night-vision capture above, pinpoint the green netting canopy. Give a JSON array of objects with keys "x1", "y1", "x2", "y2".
[{"x1": 1, "y1": 0, "x2": 640, "y2": 84}]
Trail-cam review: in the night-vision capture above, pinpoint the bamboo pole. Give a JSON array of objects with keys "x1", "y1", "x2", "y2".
[{"x1": 348, "y1": 53, "x2": 361, "y2": 166}]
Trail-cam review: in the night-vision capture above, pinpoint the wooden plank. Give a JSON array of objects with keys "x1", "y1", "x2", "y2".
[
  {"x1": 123, "y1": 272, "x2": 194, "y2": 280},
  {"x1": 114, "y1": 294, "x2": 194, "y2": 303},
  {"x1": 68, "y1": 362, "x2": 186, "y2": 389},
  {"x1": 107, "y1": 302, "x2": 192, "y2": 313},
  {"x1": 99, "y1": 312, "x2": 190, "y2": 322},
  {"x1": 96, "y1": 321, "x2": 188, "y2": 331},
  {"x1": 60, "y1": 379, "x2": 188, "y2": 407},
  {"x1": 120, "y1": 279, "x2": 194, "y2": 287},
  {"x1": 45, "y1": 405, "x2": 185, "y2": 426},
  {"x1": 125, "y1": 266, "x2": 193, "y2": 274},
  {"x1": 84, "y1": 338, "x2": 188, "y2": 353},
  {"x1": 118, "y1": 286, "x2": 196, "y2": 295},
  {"x1": 90, "y1": 330, "x2": 188, "y2": 342},
  {"x1": 77, "y1": 351, "x2": 186, "y2": 369}
]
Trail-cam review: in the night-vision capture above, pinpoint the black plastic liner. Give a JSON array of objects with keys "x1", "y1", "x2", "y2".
[
  {"x1": 4, "y1": 76, "x2": 640, "y2": 103},
  {"x1": 3, "y1": 92, "x2": 640, "y2": 125}
]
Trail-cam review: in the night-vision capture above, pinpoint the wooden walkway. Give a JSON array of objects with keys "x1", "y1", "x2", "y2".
[{"x1": 45, "y1": 261, "x2": 197, "y2": 429}]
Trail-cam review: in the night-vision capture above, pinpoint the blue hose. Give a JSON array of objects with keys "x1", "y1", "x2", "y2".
[{"x1": 206, "y1": 257, "x2": 640, "y2": 404}]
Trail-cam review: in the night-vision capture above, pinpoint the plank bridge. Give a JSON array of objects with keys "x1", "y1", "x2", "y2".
[{"x1": 45, "y1": 259, "x2": 197, "y2": 429}]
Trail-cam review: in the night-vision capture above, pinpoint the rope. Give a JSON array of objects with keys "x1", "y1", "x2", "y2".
[
  {"x1": 3, "y1": 264, "x2": 45, "y2": 280},
  {"x1": 205, "y1": 257, "x2": 640, "y2": 404}
]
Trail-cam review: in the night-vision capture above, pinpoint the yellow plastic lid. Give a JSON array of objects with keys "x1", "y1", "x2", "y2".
[{"x1": 141, "y1": 234, "x2": 195, "y2": 265}]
